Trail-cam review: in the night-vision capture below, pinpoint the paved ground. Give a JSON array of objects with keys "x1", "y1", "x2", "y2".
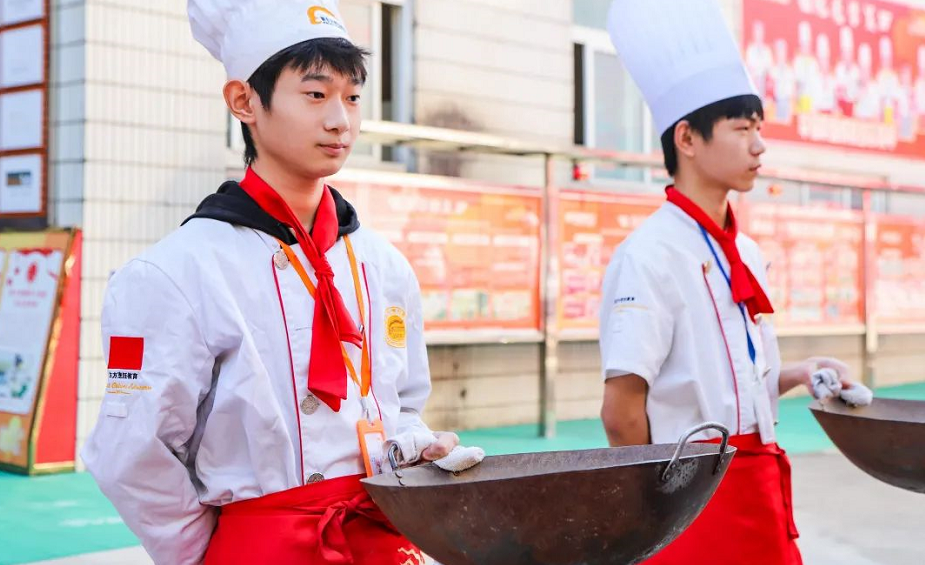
[
  {"x1": 4, "y1": 383, "x2": 924, "y2": 565},
  {"x1": 793, "y1": 452, "x2": 924, "y2": 565}
]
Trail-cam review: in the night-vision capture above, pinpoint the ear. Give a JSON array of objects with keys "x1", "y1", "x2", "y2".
[
  {"x1": 673, "y1": 120, "x2": 697, "y2": 160},
  {"x1": 223, "y1": 79, "x2": 257, "y2": 126}
]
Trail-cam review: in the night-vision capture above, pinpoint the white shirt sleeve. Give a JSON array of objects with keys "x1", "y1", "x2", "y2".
[
  {"x1": 395, "y1": 267, "x2": 433, "y2": 436},
  {"x1": 81, "y1": 260, "x2": 217, "y2": 565},
  {"x1": 599, "y1": 249, "x2": 675, "y2": 385}
]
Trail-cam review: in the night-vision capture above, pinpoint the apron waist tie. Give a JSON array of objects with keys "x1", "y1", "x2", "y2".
[
  {"x1": 316, "y1": 490, "x2": 397, "y2": 564},
  {"x1": 217, "y1": 474, "x2": 397, "y2": 565}
]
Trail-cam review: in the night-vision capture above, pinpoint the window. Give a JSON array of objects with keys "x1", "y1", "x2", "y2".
[
  {"x1": 226, "y1": 0, "x2": 409, "y2": 167},
  {"x1": 572, "y1": 25, "x2": 655, "y2": 185}
]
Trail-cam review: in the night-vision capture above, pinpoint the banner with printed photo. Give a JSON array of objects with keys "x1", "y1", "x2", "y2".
[
  {"x1": 743, "y1": 0, "x2": 925, "y2": 158},
  {"x1": 0, "y1": 230, "x2": 73, "y2": 472}
]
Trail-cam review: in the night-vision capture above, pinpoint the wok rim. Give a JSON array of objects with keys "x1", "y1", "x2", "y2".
[
  {"x1": 809, "y1": 397, "x2": 925, "y2": 425},
  {"x1": 362, "y1": 444, "x2": 738, "y2": 489}
]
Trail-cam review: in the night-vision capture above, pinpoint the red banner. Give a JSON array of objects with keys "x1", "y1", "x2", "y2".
[
  {"x1": 558, "y1": 192, "x2": 661, "y2": 331},
  {"x1": 334, "y1": 178, "x2": 541, "y2": 331},
  {"x1": 742, "y1": 203, "x2": 865, "y2": 326},
  {"x1": 874, "y1": 216, "x2": 925, "y2": 324},
  {"x1": 743, "y1": 0, "x2": 925, "y2": 158}
]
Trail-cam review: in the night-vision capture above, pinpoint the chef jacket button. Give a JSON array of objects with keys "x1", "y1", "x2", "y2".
[
  {"x1": 307, "y1": 473, "x2": 325, "y2": 483},
  {"x1": 300, "y1": 394, "x2": 321, "y2": 415},
  {"x1": 274, "y1": 249, "x2": 289, "y2": 270}
]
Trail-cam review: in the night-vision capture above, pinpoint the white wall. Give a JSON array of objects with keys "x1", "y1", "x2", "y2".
[{"x1": 63, "y1": 0, "x2": 227, "y2": 457}]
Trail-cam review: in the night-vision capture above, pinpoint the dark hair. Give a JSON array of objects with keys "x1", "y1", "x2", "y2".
[
  {"x1": 659, "y1": 94, "x2": 764, "y2": 176},
  {"x1": 241, "y1": 38, "x2": 370, "y2": 166}
]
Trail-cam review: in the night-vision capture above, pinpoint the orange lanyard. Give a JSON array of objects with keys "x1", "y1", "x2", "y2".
[{"x1": 276, "y1": 235, "x2": 372, "y2": 398}]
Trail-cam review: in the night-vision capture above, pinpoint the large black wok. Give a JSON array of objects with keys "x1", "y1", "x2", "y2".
[
  {"x1": 363, "y1": 423, "x2": 735, "y2": 565},
  {"x1": 810, "y1": 398, "x2": 925, "y2": 494}
]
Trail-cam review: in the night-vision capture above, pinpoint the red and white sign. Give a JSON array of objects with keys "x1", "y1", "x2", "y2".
[{"x1": 743, "y1": 0, "x2": 925, "y2": 158}]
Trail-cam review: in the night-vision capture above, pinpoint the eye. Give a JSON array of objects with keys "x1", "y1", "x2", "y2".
[
  {"x1": 347, "y1": 94, "x2": 361, "y2": 103},
  {"x1": 305, "y1": 92, "x2": 325, "y2": 100}
]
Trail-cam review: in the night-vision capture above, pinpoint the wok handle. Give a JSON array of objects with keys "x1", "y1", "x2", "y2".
[
  {"x1": 661, "y1": 422, "x2": 730, "y2": 482},
  {"x1": 387, "y1": 442, "x2": 405, "y2": 485},
  {"x1": 388, "y1": 442, "x2": 402, "y2": 472}
]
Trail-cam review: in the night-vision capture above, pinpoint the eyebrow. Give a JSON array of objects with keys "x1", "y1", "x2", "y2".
[
  {"x1": 301, "y1": 72, "x2": 364, "y2": 86},
  {"x1": 302, "y1": 73, "x2": 333, "y2": 83}
]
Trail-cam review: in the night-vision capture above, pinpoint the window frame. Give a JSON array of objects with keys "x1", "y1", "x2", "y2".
[{"x1": 571, "y1": 25, "x2": 656, "y2": 188}]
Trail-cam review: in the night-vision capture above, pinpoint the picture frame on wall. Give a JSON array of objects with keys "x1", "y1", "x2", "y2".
[
  {"x1": 0, "y1": 0, "x2": 44, "y2": 26},
  {"x1": 0, "y1": 89, "x2": 43, "y2": 151},
  {"x1": 0, "y1": 24, "x2": 44, "y2": 88},
  {"x1": 0, "y1": 153, "x2": 42, "y2": 214}
]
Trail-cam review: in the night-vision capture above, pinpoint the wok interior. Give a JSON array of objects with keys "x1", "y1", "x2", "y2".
[
  {"x1": 365, "y1": 443, "x2": 731, "y2": 488},
  {"x1": 811, "y1": 398, "x2": 925, "y2": 425}
]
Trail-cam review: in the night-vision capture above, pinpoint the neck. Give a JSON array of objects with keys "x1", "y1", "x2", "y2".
[
  {"x1": 251, "y1": 159, "x2": 325, "y2": 229},
  {"x1": 673, "y1": 170, "x2": 731, "y2": 228}
]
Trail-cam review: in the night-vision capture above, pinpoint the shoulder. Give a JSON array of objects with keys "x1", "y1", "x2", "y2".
[
  {"x1": 610, "y1": 204, "x2": 691, "y2": 272},
  {"x1": 109, "y1": 219, "x2": 256, "y2": 296}
]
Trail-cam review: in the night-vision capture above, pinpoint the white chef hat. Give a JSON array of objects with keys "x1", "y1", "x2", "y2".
[
  {"x1": 607, "y1": 0, "x2": 757, "y2": 136},
  {"x1": 188, "y1": 0, "x2": 352, "y2": 81}
]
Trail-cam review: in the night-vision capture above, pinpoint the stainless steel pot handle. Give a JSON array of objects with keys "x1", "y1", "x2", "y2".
[{"x1": 661, "y1": 422, "x2": 730, "y2": 482}]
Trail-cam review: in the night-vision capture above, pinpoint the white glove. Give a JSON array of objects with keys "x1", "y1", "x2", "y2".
[
  {"x1": 811, "y1": 368, "x2": 873, "y2": 407},
  {"x1": 840, "y1": 383, "x2": 873, "y2": 407},
  {"x1": 433, "y1": 445, "x2": 485, "y2": 472},
  {"x1": 384, "y1": 432, "x2": 485, "y2": 472},
  {"x1": 384, "y1": 431, "x2": 437, "y2": 468},
  {"x1": 811, "y1": 368, "x2": 841, "y2": 401}
]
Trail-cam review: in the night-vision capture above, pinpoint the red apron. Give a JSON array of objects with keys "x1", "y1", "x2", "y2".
[
  {"x1": 204, "y1": 474, "x2": 425, "y2": 565},
  {"x1": 644, "y1": 433, "x2": 802, "y2": 565}
]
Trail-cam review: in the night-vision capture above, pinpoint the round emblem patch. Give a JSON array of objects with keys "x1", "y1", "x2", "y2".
[{"x1": 385, "y1": 306, "x2": 407, "y2": 348}]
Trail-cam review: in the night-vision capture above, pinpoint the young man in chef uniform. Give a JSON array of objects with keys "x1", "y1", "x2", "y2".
[
  {"x1": 601, "y1": 1, "x2": 857, "y2": 563},
  {"x1": 81, "y1": 1, "x2": 465, "y2": 563}
]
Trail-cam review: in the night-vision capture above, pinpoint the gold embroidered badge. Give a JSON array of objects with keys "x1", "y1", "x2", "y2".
[{"x1": 385, "y1": 306, "x2": 407, "y2": 348}]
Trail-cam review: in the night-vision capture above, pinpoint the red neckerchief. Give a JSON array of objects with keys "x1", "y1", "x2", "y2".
[
  {"x1": 240, "y1": 168, "x2": 361, "y2": 412},
  {"x1": 666, "y1": 186, "x2": 774, "y2": 321}
]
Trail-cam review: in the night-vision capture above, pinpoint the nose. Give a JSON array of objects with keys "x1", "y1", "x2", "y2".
[
  {"x1": 324, "y1": 99, "x2": 350, "y2": 134},
  {"x1": 752, "y1": 130, "x2": 766, "y2": 157}
]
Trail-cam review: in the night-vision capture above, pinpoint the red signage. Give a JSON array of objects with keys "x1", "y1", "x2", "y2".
[
  {"x1": 334, "y1": 178, "x2": 541, "y2": 331},
  {"x1": 874, "y1": 216, "x2": 925, "y2": 324},
  {"x1": 742, "y1": 203, "x2": 865, "y2": 327},
  {"x1": 558, "y1": 192, "x2": 661, "y2": 331},
  {"x1": 743, "y1": 0, "x2": 925, "y2": 158}
]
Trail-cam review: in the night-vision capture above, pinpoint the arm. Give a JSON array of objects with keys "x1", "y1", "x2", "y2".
[
  {"x1": 80, "y1": 261, "x2": 217, "y2": 565},
  {"x1": 601, "y1": 375, "x2": 651, "y2": 446},
  {"x1": 779, "y1": 357, "x2": 853, "y2": 395},
  {"x1": 395, "y1": 267, "x2": 458, "y2": 460},
  {"x1": 598, "y1": 251, "x2": 674, "y2": 446}
]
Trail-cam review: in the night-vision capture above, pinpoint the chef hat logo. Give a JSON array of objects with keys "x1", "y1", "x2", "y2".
[{"x1": 308, "y1": 5, "x2": 346, "y2": 32}]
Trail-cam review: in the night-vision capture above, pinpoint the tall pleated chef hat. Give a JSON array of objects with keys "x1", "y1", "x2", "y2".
[
  {"x1": 188, "y1": 0, "x2": 351, "y2": 80},
  {"x1": 607, "y1": 0, "x2": 758, "y2": 136}
]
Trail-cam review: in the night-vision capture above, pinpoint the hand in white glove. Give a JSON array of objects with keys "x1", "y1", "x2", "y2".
[
  {"x1": 811, "y1": 368, "x2": 842, "y2": 401},
  {"x1": 810, "y1": 367, "x2": 873, "y2": 407},
  {"x1": 384, "y1": 431, "x2": 485, "y2": 473}
]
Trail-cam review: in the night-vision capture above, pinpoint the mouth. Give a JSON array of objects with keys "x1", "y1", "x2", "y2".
[
  {"x1": 749, "y1": 164, "x2": 762, "y2": 174},
  {"x1": 318, "y1": 143, "x2": 350, "y2": 157}
]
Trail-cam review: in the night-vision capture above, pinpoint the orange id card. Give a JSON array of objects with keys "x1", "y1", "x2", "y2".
[{"x1": 357, "y1": 418, "x2": 387, "y2": 477}]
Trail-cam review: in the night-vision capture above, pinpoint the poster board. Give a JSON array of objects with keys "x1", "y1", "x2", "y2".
[{"x1": 0, "y1": 229, "x2": 81, "y2": 474}]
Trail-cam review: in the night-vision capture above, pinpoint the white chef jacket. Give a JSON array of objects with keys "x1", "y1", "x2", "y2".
[
  {"x1": 81, "y1": 218, "x2": 433, "y2": 565},
  {"x1": 599, "y1": 202, "x2": 781, "y2": 445}
]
